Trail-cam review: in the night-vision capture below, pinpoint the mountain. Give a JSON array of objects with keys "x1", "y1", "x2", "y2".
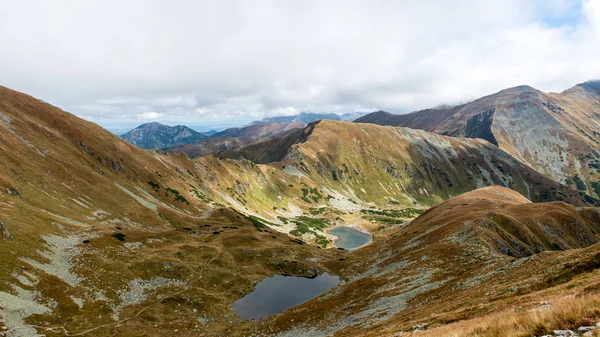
[
  {"x1": 120, "y1": 122, "x2": 207, "y2": 149},
  {"x1": 355, "y1": 81, "x2": 600, "y2": 197},
  {"x1": 251, "y1": 111, "x2": 368, "y2": 125},
  {"x1": 164, "y1": 112, "x2": 370, "y2": 157},
  {"x1": 200, "y1": 129, "x2": 218, "y2": 137},
  {"x1": 207, "y1": 120, "x2": 596, "y2": 238},
  {"x1": 1, "y1": 85, "x2": 600, "y2": 337},
  {"x1": 165, "y1": 122, "x2": 305, "y2": 157},
  {"x1": 270, "y1": 186, "x2": 600, "y2": 337}
]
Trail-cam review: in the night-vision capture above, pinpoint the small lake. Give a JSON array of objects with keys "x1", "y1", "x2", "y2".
[
  {"x1": 327, "y1": 226, "x2": 372, "y2": 250},
  {"x1": 232, "y1": 273, "x2": 340, "y2": 320}
]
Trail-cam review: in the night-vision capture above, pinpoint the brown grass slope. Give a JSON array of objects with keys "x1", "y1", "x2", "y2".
[
  {"x1": 266, "y1": 186, "x2": 600, "y2": 337},
  {"x1": 407, "y1": 186, "x2": 600, "y2": 257},
  {"x1": 0, "y1": 86, "x2": 344, "y2": 336},
  {"x1": 356, "y1": 82, "x2": 600, "y2": 198}
]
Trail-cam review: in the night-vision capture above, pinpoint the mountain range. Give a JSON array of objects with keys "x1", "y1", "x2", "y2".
[
  {"x1": 122, "y1": 112, "x2": 368, "y2": 155},
  {"x1": 1, "y1": 82, "x2": 600, "y2": 336},
  {"x1": 165, "y1": 122, "x2": 305, "y2": 157},
  {"x1": 120, "y1": 122, "x2": 208, "y2": 149},
  {"x1": 250, "y1": 111, "x2": 368, "y2": 125}
]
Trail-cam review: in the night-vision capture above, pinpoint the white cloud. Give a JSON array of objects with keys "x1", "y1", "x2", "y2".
[
  {"x1": 0, "y1": 0, "x2": 598, "y2": 127},
  {"x1": 136, "y1": 112, "x2": 164, "y2": 120}
]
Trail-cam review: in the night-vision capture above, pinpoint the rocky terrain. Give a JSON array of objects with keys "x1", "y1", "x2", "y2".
[
  {"x1": 166, "y1": 122, "x2": 305, "y2": 157},
  {"x1": 356, "y1": 81, "x2": 600, "y2": 199},
  {"x1": 1, "y1": 85, "x2": 600, "y2": 337},
  {"x1": 120, "y1": 122, "x2": 207, "y2": 149}
]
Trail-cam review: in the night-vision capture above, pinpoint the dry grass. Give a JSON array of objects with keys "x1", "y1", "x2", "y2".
[{"x1": 416, "y1": 293, "x2": 600, "y2": 337}]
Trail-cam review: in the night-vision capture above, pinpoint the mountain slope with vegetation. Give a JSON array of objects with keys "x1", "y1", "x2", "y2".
[
  {"x1": 1, "y1": 86, "x2": 600, "y2": 337},
  {"x1": 267, "y1": 186, "x2": 600, "y2": 337},
  {"x1": 356, "y1": 81, "x2": 600, "y2": 198}
]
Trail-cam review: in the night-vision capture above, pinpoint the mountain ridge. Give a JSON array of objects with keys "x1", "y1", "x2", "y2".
[
  {"x1": 355, "y1": 81, "x2": 600, "y2": 197},
  {"x1": 121, "y1": 122, "x2": 207, "y2": 149}
]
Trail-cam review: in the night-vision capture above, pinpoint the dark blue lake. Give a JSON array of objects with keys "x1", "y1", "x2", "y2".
[{"x1": 232, "y1": 273, "x2": 340, "y2": 320}]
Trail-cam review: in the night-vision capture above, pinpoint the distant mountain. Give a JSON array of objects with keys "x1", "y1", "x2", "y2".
[
  {"x1": 251, "y1": 111, "x2": 368, "y2": 125},
  {"x1": 201, "y1": 129, "x2": 219, "y2": 137},
  {"x1": 356, "y1": 81, "x2": 600, "y2": 198},
  {"x1": 120, "y1": 122, "x2": 207, "y2": 149},
  {"x1": 166, "y1": 122, "x2": 304, "y2": 157}
]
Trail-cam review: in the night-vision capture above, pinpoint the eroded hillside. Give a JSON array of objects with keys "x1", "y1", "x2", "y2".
[{"x1": 356, "y1": 81, "x2": 600, "y2": 198}]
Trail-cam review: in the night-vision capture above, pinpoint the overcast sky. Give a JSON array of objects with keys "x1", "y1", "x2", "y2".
[{"x1": 1, "y1": 0, "x2": 599, "y2": 129}]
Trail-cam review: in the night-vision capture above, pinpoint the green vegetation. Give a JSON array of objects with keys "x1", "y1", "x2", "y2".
[
  {"x1": 148, "y1": 181, "x2": 160, "y2": 192},
  {"x1": 361, "y1": 208, "x2": 424, "y2": 224},
  {"x1": 166, "y1": 187, "x2": 189, "y2": 204},
  {"x1": 360, "y1": 208, "x2": 424, "y2": 218},
  {"x1": 309, "y1": 207, "x2": 344, "y2": 216},
  {"x1": 573, "y1": 174, "x2": 587, "y2": 191},
  {"x1": 362, "y1": 215, "x2": 403, "y2": 224},
  {"x1": 331, "y1": 170, "x2": 339, "y2": 181},
  {"x1": 592, "y1": 182, "x2": 600, "y2": 196},
  {"x1": 242, "y1": 214, "x2": 280, "y2": 229},
  {"x1": 289, "y1": 216, "x2": 330, "y2": 238},
  {"x1": 189, "y1": 184, "x2": 213, "y2": 202},
  {"x1": 309, "y1": 207, "x2": 326, "y2": 215},
  {"x1": 316, "y1": 235, "x2": 329, "y2": 249},
  {"x1": 300, "y1": 187, "x2": 323, "y2": 203}
]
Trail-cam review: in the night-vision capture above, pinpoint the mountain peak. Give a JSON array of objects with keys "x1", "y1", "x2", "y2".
[
  {"x1": 497, "y1": 84, "x2": 538, "y2": 95},
  {"x1": 577, "y1": 79, "x2": 600, "y2": 95},
  {"x1": 121, "y1": 122, "x2": 205, "y2": 149}
]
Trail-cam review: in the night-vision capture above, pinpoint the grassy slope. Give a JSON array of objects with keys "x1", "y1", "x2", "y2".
[
  {"x1": 264, "y1": 186, "x2": 600, "y2": 337},
  {"x1": 0, "y1": 86, "x2": 342, "y2": 336}
]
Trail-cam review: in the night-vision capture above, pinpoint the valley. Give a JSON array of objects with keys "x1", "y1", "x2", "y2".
[{"x1": 1, "y1": 84, "x2": 600, "y2": 337}]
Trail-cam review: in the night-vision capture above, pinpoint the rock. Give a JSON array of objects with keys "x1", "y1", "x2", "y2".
[
  {"x1": 412, "y1": 323, "x2": 427, "y2": 332},
  {"x1": 578, "y1": 326, "x2": 596, "y2": 332},
  {"x1": 0, "y1": 221, "x2": 13, "y2": 240},
  {"x1": 538, "y1": 302, "x2": 552, "y2": 311},
  {"x1": 553, "y1": 330, "x2": 576, "y2": 336},
  {"x1": 583, "y1": 331, "x2": 594, "y2": 337},
  {"x1": 7, "y1": 187, "x2": 20, "y2": 197}
]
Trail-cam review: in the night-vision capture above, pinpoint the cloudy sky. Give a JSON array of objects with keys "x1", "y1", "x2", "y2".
[{"x1": 1, "y1": 0, "x2": 599, "y2": 130}]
